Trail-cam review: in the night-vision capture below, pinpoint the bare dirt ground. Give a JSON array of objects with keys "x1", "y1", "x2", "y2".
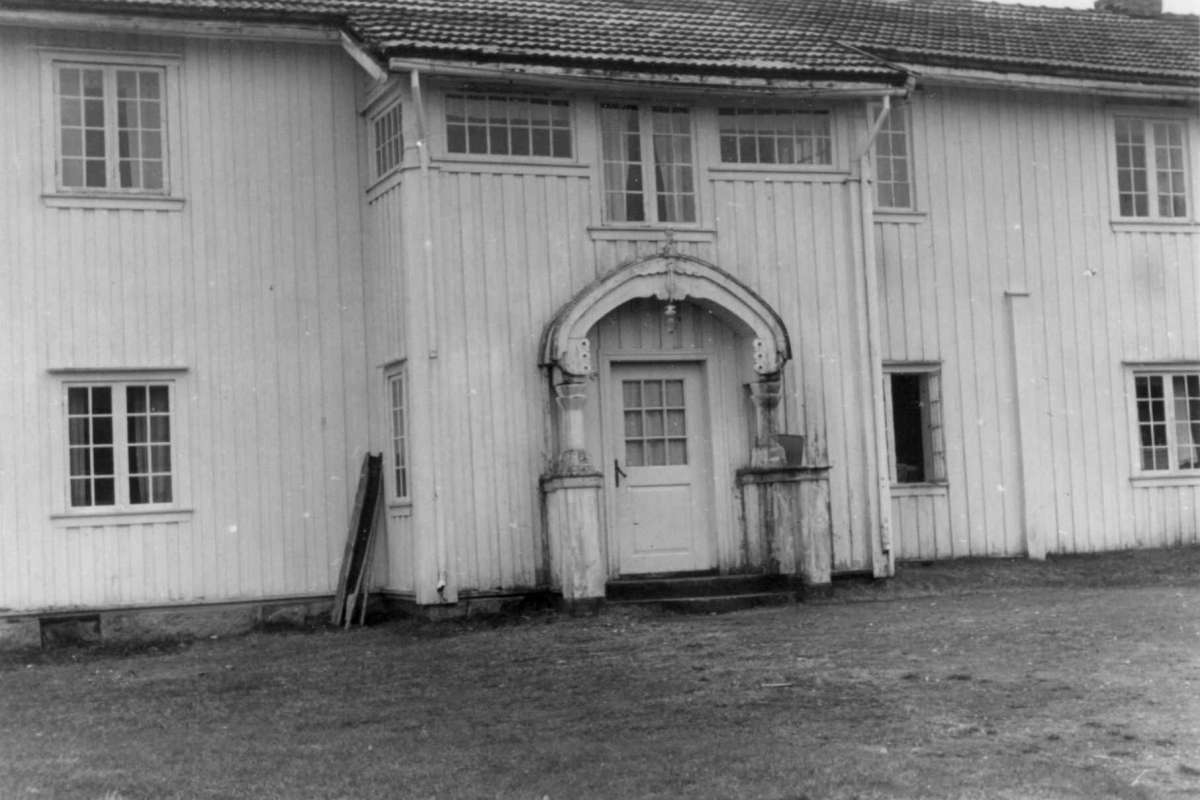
[{"x1": 2, "y1": 548, "x2": 1199, "y2": 800}]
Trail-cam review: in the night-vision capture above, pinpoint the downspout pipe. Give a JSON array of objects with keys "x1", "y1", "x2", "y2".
[
  {"x1": 409, "y1": 68, "x2": 451, "y2": 602},
  {"x1": 855, "y1": 85, "x2": 907, "y2": 577}
]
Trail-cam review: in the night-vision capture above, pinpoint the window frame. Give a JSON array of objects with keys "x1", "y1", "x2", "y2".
[
  {"x1": 868, "y1": 100, "x2": 916, "y2": 213},
  {"x1": 715, "y1": 106, "x2": 835, "y2": 169},
  {"x1": 1108, "y1": 110, "x2": 1193, "y2": 224},
  {"x1": 385, "y1": 363, "x2": 411, "y2": 505},
  {"x1": 439, "y1": 90, "x2": 576, "y2": 164},
  {"x1": 597, "y1": 101, "x2": 699, "y2": 227},
  {"x1": 39, "y1": 49, "x2": 184, "y2": 210},
  {"x1": 370, "y1": 98, "x2": 405, "y2": 182},
  {"x1": 883, "y1": 363, "x2": 946, "y2": 488},
  {"x1": 1128, "y1": 364, "x2": 1200, "y2": 480},
  {"x1": 49, "y1": 368, "x2": 190, "y2": 521}
]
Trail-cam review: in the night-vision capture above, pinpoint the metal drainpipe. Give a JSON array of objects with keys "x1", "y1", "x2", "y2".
[
  {"x1": 409, "y1": 68, "x2": 450, "y2": 601},
  {"x1": 857, "y1": 93, "x2": 895, "y2": 577}
]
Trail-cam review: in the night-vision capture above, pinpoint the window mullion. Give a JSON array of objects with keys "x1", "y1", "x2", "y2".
[
  {"x1": 639, "y1": 107, "x2": 657, "y2": 224},
  {"x1": 1164, "y1": 377, "x2": 1179, "y2": 472},
  {"x1": 104, "y1": 66, "x2": 120, "y2": 190},
  {"x1": 114, "y1": 384, "x2": 130, "y2": 507}
]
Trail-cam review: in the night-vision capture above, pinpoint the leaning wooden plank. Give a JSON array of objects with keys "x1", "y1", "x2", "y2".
[
  {"x1": 330, "y1": 453, "x2": 373, "y2": 625},
  {"x1": 345, "y1": 454, "x2": 384, "y2": 628}
]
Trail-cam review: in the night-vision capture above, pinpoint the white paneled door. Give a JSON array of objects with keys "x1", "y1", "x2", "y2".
[{"x1": 609, "y1": 362, "x2": 715, "y2": 575}]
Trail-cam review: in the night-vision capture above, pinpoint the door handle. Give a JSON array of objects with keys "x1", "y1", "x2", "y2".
[{"x1": 614, "y1": 459, "x2": 627, "y2": 487}]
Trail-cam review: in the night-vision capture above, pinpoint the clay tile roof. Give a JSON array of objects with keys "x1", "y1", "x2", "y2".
[{"x1": 5, "y1": 0, "x2": 1199, "y2": 86}]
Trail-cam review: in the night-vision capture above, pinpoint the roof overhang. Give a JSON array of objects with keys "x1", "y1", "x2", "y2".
[
  {"x1": 901, "y1": 63, "x2": 1199, "y2": 103},
  {"x1": 387, "y1": 57, "x2": 909, "y2": 98},
  {"x1": 0, "y1": 7, "x2": 340, "y2": 43}
]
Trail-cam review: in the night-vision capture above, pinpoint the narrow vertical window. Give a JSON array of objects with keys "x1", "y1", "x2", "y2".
[
  {"x1": 1114, "y1": 117, "x2": 1189, "y2": 220},
  {"x1": 600, "y1": 103, "x2": 695, "y2": 224},
  {"x1": 1134, "y1": 370, "x2": 1200, "y2": 473},
  {"x1": 372, "y1": 100, "x2": 404, "y2": 179},
  {"x1": 388, "y1": 368, "x2": 410, "y2": 501},
  {"x1": 871, "y1": 102, "x2": 914, "y2": 211},
  {"x1": 885, "y1": 368, "x2": 945, "y2": 484},
  {"x1": 54, "y1": 62, "x2": 167, "y2": 192}
]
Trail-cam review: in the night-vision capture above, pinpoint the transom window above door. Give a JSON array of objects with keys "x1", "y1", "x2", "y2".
[
  {"x1": 599, "y1": 104, "x2": 696, "y2": 224},
  {"x1": 622, "y1": 378, "x2": 688, "y2": 466}
]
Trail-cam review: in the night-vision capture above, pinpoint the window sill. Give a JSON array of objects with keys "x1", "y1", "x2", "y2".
[
  {"x1": 890, "y1": 482, "x2": 949, "y2": 497},
  {"x1": 436, "y1": 157, "x2": 589, "y2": 175},
  {"x1": 707, "y1": 166, "x2": 849, "y2": 182},
  {"x1": 50, "y1": 508, "x2": 194, "y2": 527},
  {"x1": 1129, "y1": 474, "x2": 1200, "y2": 488},
  {"x1": 1110, "y1": 220, "x2": 1197, "y2": 234},
  {"x1": 875, "y1": 210, "x2": 927, "y2": 224},
  {"x1": 43, "y1": 193, "x2": 185, "y2": 211},
  {"x1": 386, "y1": 501, "x2": 413, "y2": 517},
  {"x1": 588, "y1": 226, "x2": 716, "y2": 242}
]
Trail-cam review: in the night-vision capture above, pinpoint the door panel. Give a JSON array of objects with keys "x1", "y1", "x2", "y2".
[{"x1": 610, "y1": 362, "x2": 714, "y2": 575}]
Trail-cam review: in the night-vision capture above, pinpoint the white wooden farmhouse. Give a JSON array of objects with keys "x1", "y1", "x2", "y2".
[{"x1": 0, "y1": 0, "x2": 1197, "y2": 634}]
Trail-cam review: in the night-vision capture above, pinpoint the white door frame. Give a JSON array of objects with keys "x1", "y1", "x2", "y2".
[{"x1": 598, "y1": 353, "x2": 720, "y2": 576}]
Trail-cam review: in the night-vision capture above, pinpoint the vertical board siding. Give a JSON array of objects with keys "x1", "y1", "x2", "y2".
[
  {"x1": 0, "y1": 29, "x2": 369, "y2": 613},
  {"x1": 881, "y1": 87, "x2": 1198, "y2": 561}
]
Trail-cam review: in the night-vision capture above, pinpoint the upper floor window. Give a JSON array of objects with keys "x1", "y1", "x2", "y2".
[
  {"x1": 65, "y1": 380, "x2": 176, "y2": 509},
  {"x1": 54, "y1": 62, "x2": 167, "y2": 192},
  {"x1": 372, "y1": 100, "x2": 404, "y2": 179},
  {"x1": 870, "y1": 102, "x2": 914, "y2": 211},
  {"x1": 884, "y1": 366, "x2": 946, "y2": 485},
  {"x1": 599, "y1": 104, "x2": 695, "y2": 224},
  {"x1": 1114, "y1": 117, "x2": 1189, "y2": 220},
  {"x1": 444, "y1": 93, "x2": 572, "y2": 158},
  {"x1": 717, "y1": 108, "x2": 832, "y2": 166},
  {"x1": 1133, "y1": 369, "x2": 1199, "y2": 474}
]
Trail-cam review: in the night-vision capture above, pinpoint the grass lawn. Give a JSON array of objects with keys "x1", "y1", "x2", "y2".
[{"x1": 2, "y1": 549, "x2": 1199, "y2": 800}]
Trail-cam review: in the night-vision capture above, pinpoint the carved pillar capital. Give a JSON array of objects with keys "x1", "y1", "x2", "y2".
[
  {"x1": 748, "y1": 375, "x2": 787, "y2": 467},
  {"x1": 555, "y1": 375, "x2": 593, "y2": 474}
]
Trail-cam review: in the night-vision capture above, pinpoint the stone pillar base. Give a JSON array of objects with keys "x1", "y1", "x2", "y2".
[
  {"x1": 540, "y1": 472, "x2": 606, "y2": 601},
  {"x1": 737, "y1": 466, "x2": 832, "y2": 588}
]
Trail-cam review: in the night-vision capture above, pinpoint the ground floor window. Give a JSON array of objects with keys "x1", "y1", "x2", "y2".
[
  {"x1": 65, "y1": 378, "x2": 175, "y2": 509},
  {"x1": 884, "y1": 364, "x2": 946, "y2": 484},
  {"x1": 386, "y1": 365, "x2": 410, "y2": 502},
  {"x1": 1132, "y1": 368, "x2": 1200, "y2": 474}
]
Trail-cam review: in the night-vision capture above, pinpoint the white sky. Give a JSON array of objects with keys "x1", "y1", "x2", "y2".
[{"x1": 985, "y1": 0, "x2": 1199, "y2": 12}]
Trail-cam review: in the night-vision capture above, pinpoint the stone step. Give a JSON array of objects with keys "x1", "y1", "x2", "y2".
[
  {"x1": 606, "y1": 591, "x2": 798, "y2": 615},
  {"x1": 605, "y1": 572, "x2": 794, "y2": 601}
]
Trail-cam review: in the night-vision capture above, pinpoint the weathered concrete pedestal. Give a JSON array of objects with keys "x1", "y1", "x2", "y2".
[
  {"x1": 737, "y1": 466, "x2": 832, "y2": 590},
  {"x1": 540, "y1": 472, "x2": 606, "y2": 610}
]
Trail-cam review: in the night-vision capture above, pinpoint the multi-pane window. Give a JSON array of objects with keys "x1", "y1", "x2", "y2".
[
  {"x1": 600, "y1": 104, "x2": 696, "y2": 224},
  {"x1": 871, "y1": 102, "x2": 914, "y2": 210},
  {"x1": 444, "y1": 94, "x2": 572, "y2": 158},
  {"x1": 67, "y1": 382, "x2": 174, "y2": 509},
  {"x1": 373, "y1": 101, "x2": 404, "y2": 179},
  {"x1": 55, "y1": 62, "x2": 166, "y2": 192},
  {"x1": 1114, "y1": 117, "x2": 1188, "y2": 219},
  {"x1": 387, "y1": 368, "x2": 410, "y2": 501},
  {"x1": 718, "y1": 108, "x2": 832, "y2": 166},
  {"x1": 622, "y1": 378, "x2": 688, "y2": 467},
  {"x1": 884, "y1": 368, "x2": 945, "y2": 484},
  {"x1": 1133, "y1": 371, "x2": 1200, "y2": 473}
]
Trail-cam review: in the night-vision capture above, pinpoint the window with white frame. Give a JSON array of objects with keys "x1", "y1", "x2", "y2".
[
  {"x1": 387, "y1": 366, "x2": 410, "y2": 501},
  {"x1": 65, "y1": 380, "x2": 175, "y2": 509},
  {"x1": 444, "y1": 93, "x2": 573, "y2": 158},
  {"x1": 1132, "y1": 369, "x2": 1200, "y2": 474},
  {"x1": 884, "y1": 366, "x2": 946, "y2": 484},
  {"x1": 372, "y1": 100, "x2": 404, "y2": 179},
  {"x1": 870, "y1": 102, "x2": 914, "y2": 211},
  {"x1": 52, "y1": 60, "x2": 168, "y2": 192},
  {"x1": 1113, "y1": 117, "x2": 1189, "y2": 220},
  {"x1": 599, "y1": 104, "x2": 696, "y2": 224},
  {"x1": 718, "y1": 108, "x2": 832, "y2": 166}
]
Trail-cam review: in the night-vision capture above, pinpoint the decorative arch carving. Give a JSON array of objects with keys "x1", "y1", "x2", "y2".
[{"x1": 540, "y1": 254, "x2": 792, "y2": 376}]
